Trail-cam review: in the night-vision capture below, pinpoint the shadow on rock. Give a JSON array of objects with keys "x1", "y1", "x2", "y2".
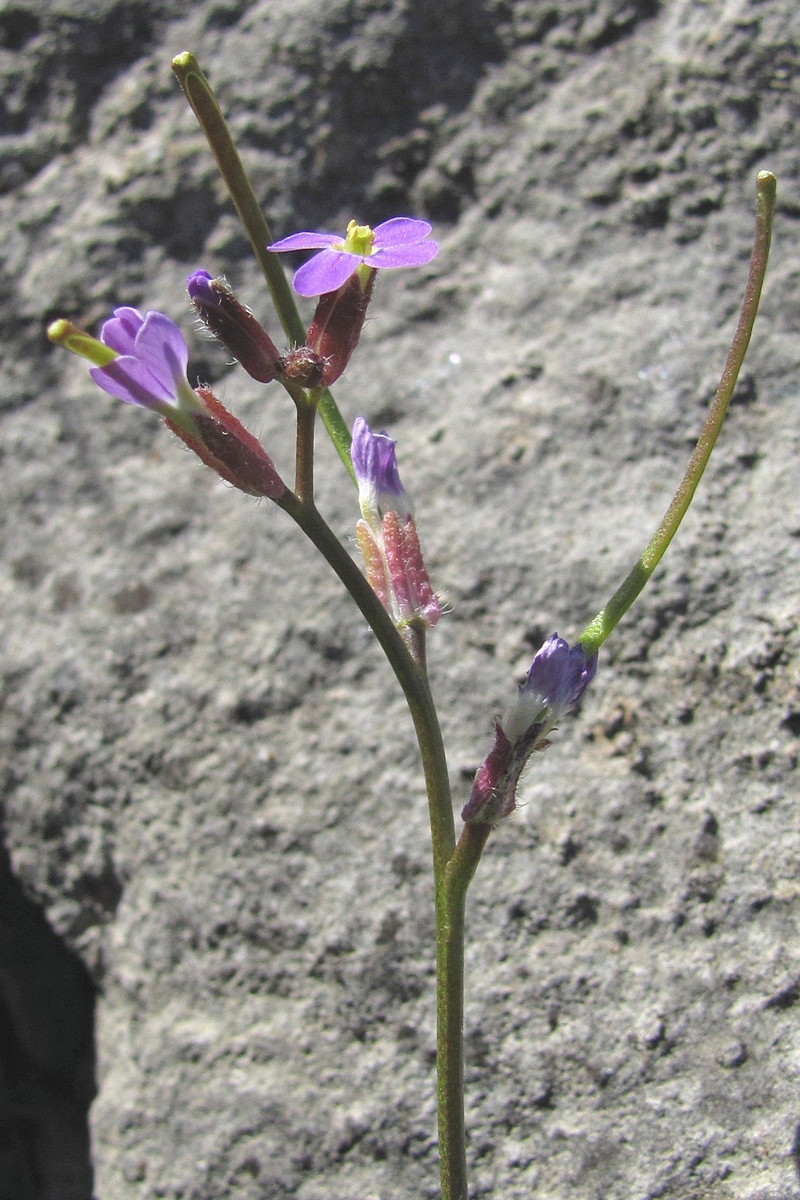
[{"x1": 0, "y1": 838, "x2": 96, "y2": 1200}]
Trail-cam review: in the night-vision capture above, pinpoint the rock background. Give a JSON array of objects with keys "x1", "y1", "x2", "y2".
[{"x1": 1, "y1": 0, "x2": 799, "y2": 1197}]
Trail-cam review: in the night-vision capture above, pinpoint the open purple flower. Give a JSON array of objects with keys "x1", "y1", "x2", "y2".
[
  {"x1": 268, "y1": 218, "x2": 438, "y2": 297},
  {"x1": 49, "y1": 307, "x2": 287, "y2": 499},
  {"x1": 89, "y1": 307, "x2": 201, "y2": 415}
]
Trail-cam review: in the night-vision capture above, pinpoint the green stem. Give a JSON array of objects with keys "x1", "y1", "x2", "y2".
[
  {"x1": 579, "y1": 170, "x2": 776, "y2": 655},
  {"x1": 311, "y1": 386, "x2": 357, "y2": 484},
  {"x1": 294, "y1": 400, "x2": 316, "y2": 503},
  {"x1": 171, "y1": 52, "x2": 355, "y2": 480},
  {"x1": 280, "y1": 496, "x2": 454, "y2": 870},
  {"x1": 278, "y1": 495, "x2": 465, "y2": 1195},
  {"x1": 437, "y1": 822, "x2": 492, "y2": 1200},
  {"x1": 171, "y1": 52, "x2": 304, "y2": 344}
]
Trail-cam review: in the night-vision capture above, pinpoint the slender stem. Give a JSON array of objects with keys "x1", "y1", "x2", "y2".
[
  {"x1": 171, "y1": 52, "x2": 355, "y2": 480},
  {"x1": 278, "y1": 494, "x2": 466, "y2": 1195},
  {"x1": 311, "y1": 386, "x2": 357, "y2": 485},
  {"x1": 280, "y1": 495, "x2": 455, "y2": 870},
  {"x1": 437, "y1": 822, "x2": 492, "y2": 1200},
  {"x1": 579, "y1": 171, "x2": 776, "y2": 655},
  {"x1": 171, "y1": 52, "x2": 305, "y2": 344},
  {"x1": 294, "y1": 400, "x2": 316, "y2": 503}
]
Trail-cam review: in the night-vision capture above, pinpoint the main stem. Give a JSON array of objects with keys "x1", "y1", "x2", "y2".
[
  {"x1": 437, "y1": 822, "x2": 492, "y2": 1199},
  {"x1": 280, "y1": 495, "x2": 471, "y2": 1197}
]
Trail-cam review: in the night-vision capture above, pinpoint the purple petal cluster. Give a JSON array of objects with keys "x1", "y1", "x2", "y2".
[
  {"x1": 507, "y1": 634, "x2": 598, "y2": 741},
  {"x1": 268, "y1": 217, "x2": 438, "y2": 297},
  {"x1": 90, "y1": 307, "x2": 197, "y2": 413},
  {"x1": 351, "y1": 416, "x2": 412, "y2": 524}
]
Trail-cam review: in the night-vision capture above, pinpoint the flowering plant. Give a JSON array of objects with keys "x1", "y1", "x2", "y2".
[{"x1": 48, "y1": 51, "x2": 776, "y2": 1200}]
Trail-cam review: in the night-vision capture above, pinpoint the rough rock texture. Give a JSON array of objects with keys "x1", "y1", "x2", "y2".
[{"x1": 1, "y1": 1, "x2": 799, "y2": 1197}]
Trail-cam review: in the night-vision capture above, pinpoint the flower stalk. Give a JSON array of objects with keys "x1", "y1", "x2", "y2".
[
  {"x1": 171, "y1": 51, "x2": 355, "y2": 480},
  {"x1": 579, "y1": 171, "x2": 776, "y2": 656}
]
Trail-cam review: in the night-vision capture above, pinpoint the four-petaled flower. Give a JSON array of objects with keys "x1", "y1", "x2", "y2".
[
  {"x1": 268, "y1": 218, "x2": 438, "y2": 297},
  {"x1": 90, "y1": 307, "x2": 202, "y2": 416}
]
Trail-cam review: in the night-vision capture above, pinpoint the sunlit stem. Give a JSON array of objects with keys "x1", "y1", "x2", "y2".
[
  {"x1": 171, "y1": 52, "x2": 354, "y2": 481},
  {"x1": 294, "y1": 398, "x2": 316, "y2": 503},
  {"x1": 275, "y1": 492, "x2": 462, "y2": 1195},
  {"x1": 579, "y1": 171, "x2": 776, "y2": 656}
]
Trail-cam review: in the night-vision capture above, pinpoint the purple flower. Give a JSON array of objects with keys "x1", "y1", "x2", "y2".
[
  {"x1": 351, "y1": 418, "x2": 439, "y2": 632},
  {"x1": 506, "y1": 634, "x2": 598, "y2": 743},
  {"x1": 48, "y1": 307, "x2": 287, "y2": 499},
  {"x1": 462, "y1": 635, "x2": 598, "y2": 825},
  {"x1": 268, "y1": 217, "x2": 438, "y2": 297},
  {"x1": 351, "y1": 417, "x2": 412, "y2": 525},
  {"x1": 90, "y1": 307, "x2": 201, "y2": 415}
]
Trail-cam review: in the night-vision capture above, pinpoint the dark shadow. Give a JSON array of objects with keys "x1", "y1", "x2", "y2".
[
  {"x1": 792, "y1": 1118, "x2": 800, "y2": 1185},
  {"x1": 0, "y1": 839, "x2": 96, "y2": 1200}
]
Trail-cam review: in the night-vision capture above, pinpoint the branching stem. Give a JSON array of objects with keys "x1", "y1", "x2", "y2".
[{"x1": 580, "y1": 172, "x2": 776, "y2": 654}]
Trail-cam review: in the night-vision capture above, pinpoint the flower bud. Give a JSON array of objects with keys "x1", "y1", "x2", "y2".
[
  {"x1": 279, "y1": 346, "x2": 326, "y2": 389},
  {"x1": 382, "y1": 510, "x2": 440, "y2": 629},
  {"x1": 187, "y1": 270, "x2": 282, "y2": 384},
  {"x1": 462, "y1": 635, "x2": 597, "y2": 824},
  {"x1": 350, "y1": 417, "x2": 438, "y2": 632},
  {"x1": 351, "y1": 416, "x2": 412, "y2": 527}
]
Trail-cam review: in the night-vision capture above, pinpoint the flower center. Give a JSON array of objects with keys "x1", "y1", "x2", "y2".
[{"x1": 341, "y1": 219, "x2": 375, "y2": 257}]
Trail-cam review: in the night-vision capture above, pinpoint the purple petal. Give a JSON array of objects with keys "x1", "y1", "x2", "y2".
[
  {"x1": 370, "y1": 241, "x2": 439, "y2": 269},
  {"x1": 268, "y1": 231, "x2": 341, "y2": 252},
  {"x1": 99, "y1": 307, "x2": 145, "y2": 355},
  {"x1": 373, "y1": 217, "x2": 433, "y2": 247},
  {"x1": 520, "y1": 634, "x2": 597, "y2": 718},
  {"x1": 351, "y1": 417, "x2": 412, "y2": 518},
  {"x1": 292, "y1": 250, "x2": 359, "y2": 297},
  {"x1": 90, "y1": 357, "x2": 175, "y2": 409},
  {"x1": 186, "y1": 270, "x2": 217, "y2": 307},
  {"x1": 132, "y1": 312, "x2": 189, "y2": 395}
]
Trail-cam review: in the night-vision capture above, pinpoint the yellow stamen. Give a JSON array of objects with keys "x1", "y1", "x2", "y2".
[{"x1": 342, "y1": 219, "x2": 375, "y2": 257}]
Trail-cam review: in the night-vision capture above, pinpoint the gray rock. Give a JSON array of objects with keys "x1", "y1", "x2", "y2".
[{"x1": 1, "y1": 0, "x2": 799, "y2": 1196}]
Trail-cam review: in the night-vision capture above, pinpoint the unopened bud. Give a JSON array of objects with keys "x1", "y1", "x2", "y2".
[
  {"x1": 355, "y1": 520, "x2": 391, "y2": 610},
  {"x1": 279, "y1": 346, "x2": 326, "y2": 389},
  {"x1": 382, "y1": 511, "x2": 440, "y2": 629},
  {"x1": 462, "y1": 635, "x2": 597, "y2": 824},
  {"x1": 187, "y1": 270, "x2": 282, "y2": 384}
]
